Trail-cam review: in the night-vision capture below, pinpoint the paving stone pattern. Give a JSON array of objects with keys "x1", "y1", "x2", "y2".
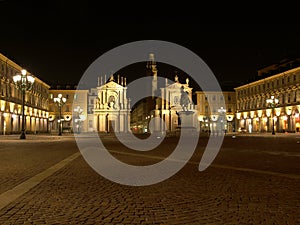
[{"x1": 0, "y1": 134, "x2": 299, "y2": 224}]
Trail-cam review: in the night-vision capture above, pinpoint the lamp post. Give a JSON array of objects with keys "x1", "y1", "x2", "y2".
[
  {"x1": 218, "y1": 106, "x2": 227, "y2": 134},
  {"x1": 74, "y1": 106, "x2": 84, "y2": 134},
  {"x1": 54, "y1": 94, "x2": 66, "y2": 136},
  {"x1": 266, "y1": 95, "x2": 279, "y2": 135},
  {"x1": 13, "y1": 69, "x2": 35, "y2": 139}
]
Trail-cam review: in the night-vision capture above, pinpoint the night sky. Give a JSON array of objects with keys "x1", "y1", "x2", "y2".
[{"x1": 1, "y1": 1, "x2": 300, "y2": 91}]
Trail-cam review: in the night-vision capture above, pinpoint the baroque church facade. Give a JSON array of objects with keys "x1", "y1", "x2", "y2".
[
  {"x1": 89, "y1": 74, "x2": 130, "y2": 133},
  {"x1": 130, "y1": 54, "x2": 198, "y2": 134}
]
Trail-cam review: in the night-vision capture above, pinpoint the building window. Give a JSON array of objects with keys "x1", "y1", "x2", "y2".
[
  {"x1": 205, "y1": 106, "x2": 208, "y2": 113},
  {"x1": 212, "y1": 95, "x2": 216, "y2": 101},
  {"x1": 228, "y1": 96, "x2": 231, "y2": 101}
]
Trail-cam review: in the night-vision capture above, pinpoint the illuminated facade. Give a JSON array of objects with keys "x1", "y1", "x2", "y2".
[
  {"x1": 130, "y1": 53, "x2": 198, "y2": 134},
  {"x1": 2, "y1": 51, "x2": 299, "y2": 136},
  {"x1": 196, "y1": 91, "x2": 236, "y2": 133},
  {"x1": 49, "y1": 87, "x2": 88, "y2": 133},
  {"x1": 152, "y1": 75, "x2": 197, "y2": 133},
  {"x1": 0, "y1": 53, "x2": 50, "y2": 135},
  {"x1": 235, "y1": 64, "x2": 300, "y2": 133},
  {"x1": 90, "y1": 74, "x2": 130, "y2": 133}
]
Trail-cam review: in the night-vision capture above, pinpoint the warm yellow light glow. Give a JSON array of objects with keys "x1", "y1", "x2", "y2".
[
  {"x1": 49, "y1": 115, "x2": 55, "y2": 121},
  {"x1": 226, "y1": 115, "x2": 234, "y2": 121},
  {"x1": 257, "y1": 110, "x2": 262, "y2": 117},
  {"x1": 27, "y1": 75, "x2": 35, "y2": 84},
  {"x1": 13, "y1": 74, "x2": 21, "y2": 83},
  {"x1": 64, "y1": 115, "x2": 72, "y2": 121},
  {"x1": 0, "y1": 100, "x2": 5, "y2": 111},
  {"x1": 211, "y1": 115, "x2": 218, "y2": 121},
  {"x1": 198, "y1": 115, "x2": 204, "y2": 122},
  {"x1": 21, "y1": 69, "x2": 27, "y2": 76},
  {"x1": 266, "y1": 109, "x2": 271, "y2": 117},
  {"x1": 275, "y1": 108, "x2": 281, "y2": 116},
  {"x1": 286, "y1": 107, "x2": 292, "y2": 115},
  {"x1": 9, "y1": 102, "x2": 14, "y2": 113}
]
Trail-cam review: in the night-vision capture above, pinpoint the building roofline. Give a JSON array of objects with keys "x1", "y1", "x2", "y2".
[
  {"x1": 0, "y1": 53, "x2": 51, "y2": 89},
  {"x1": 234, "y1": 66, "x2": 300, "y2": 90}
]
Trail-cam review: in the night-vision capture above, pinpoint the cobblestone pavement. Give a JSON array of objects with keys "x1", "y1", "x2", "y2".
[{"x1": 0, "y1": 134, "x2": 299, "y2": 224}]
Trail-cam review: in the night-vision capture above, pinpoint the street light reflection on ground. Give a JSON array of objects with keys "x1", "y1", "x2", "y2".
[{"x1": 13, "y1": 69, "x2": 35, "y2": 139}]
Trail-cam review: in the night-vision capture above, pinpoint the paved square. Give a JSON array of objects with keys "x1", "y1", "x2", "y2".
[{"x1": 0, "y1": 133, "x2": 299, "y2": 224}]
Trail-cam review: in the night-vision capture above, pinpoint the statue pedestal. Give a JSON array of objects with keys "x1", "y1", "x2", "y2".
[{"x1": 177, "y1": 110, "x2": 197, "y2": 136}]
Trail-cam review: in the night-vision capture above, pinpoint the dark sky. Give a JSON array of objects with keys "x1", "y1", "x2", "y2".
[{"x1": 1, "y1": 1, "x2": 300, "y2": 90}]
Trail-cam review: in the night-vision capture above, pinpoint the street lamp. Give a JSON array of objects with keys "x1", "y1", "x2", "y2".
[
  {"x1": 218, "y1": 106, "x2": 227, "y2": 133},
  {"x1": 74, "y1": 106, "x2": 84, "y2": 134},
  {"x1": 13, "y1": 69, "x2": 35, "y2": 139},
  {"x1": 54, "y1": 94, "x2": 66, "y2": 136},
  {"x1": 266, "y1": 95, "x2": 279, "y2": 135}
]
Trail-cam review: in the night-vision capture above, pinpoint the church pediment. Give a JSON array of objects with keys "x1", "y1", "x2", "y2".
[
  {"x1": 101, "y1": 81, "x2": 124, "y2": 89},
  {"x1": 166, "y1": 82, "x2": 183, "y2": 90}
]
